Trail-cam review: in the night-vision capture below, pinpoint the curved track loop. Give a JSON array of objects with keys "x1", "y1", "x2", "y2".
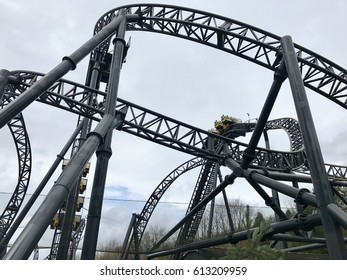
[
  {"x1": 124, "y1": 157, "x2": 206, "y2": 259},
  {"x1": 94, "y1": 4, "x2": 347, "y2": 110},
  {"x1": 0, "y1": 87, "x2": 31, "y2": 242}
]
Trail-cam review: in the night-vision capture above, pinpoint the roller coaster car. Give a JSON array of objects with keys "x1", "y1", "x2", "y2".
[
  {"x1": 214, "y1": 120, "x2": 227, "y2": 135},
  {"x1": 50, "y1": 213, "x2": 63, "y2": 229},
  {"x1": 99, "y1": 52, "x2": 113, "y2": 83},
  {"x1": 213, "y1": 115, "x2": 243, "y2": 136},
  {"x1": 72, "y1": 215, "x2": 81, "y2": 231},
  {"x1": 75, "y1": 196, "x2": 84, "y2": 212},
  {"x1": 62, "y1": 160, "x2": 90, "y2": 178},
  {"x1": 79, "y1": 178, "x2": 87, "y2": 194},
  {"x1": 82, "y1": 162, "x2": 91, "y2": 177},
  {"x1": 221, "y1": 115, "x2": 241, "y2": 125}
]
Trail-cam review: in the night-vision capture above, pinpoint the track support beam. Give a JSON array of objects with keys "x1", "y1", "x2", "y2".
[
  {"x1": 80, "y1": 9, "x2": 127, "y2": 260},
  {"x1": 240, "y1": 61, "x2": 286, "y2": 169},
  {"x1": 281, "y1": 35, "x2": 346, "y2": 259}
]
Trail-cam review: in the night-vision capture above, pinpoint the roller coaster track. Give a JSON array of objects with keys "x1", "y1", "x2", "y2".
[
  {"x1": 0, "y1": 88, "x2": 31, "y2": 243},
  {"x1": 2, "y1": 3, "x2": 347, "y2": 259},
  {"x1": 5, "y1": 72, "x2": 345, "y2": 176},
  {"x1": 121, "y1": 156, "x2": 206, "y2": 259},
  {"x1": 93, "y1": 4, "x2": 347, "y2": 110},
  {"x1": 174, "y1": 161, "x2": 218, "y2": 255},
  {"x1": 6, "y1": 71, "x2": 307, "y2": 171},
  {"x1": 3, "y1": 71, "x2": 347, "y2": 257}
]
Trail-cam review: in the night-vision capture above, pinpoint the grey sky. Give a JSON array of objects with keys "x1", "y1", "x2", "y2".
[{"x1": 0, "y1": 0, "x2": 347, "y2": 259}]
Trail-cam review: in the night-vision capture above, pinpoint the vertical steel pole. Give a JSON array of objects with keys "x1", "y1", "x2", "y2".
[
  {"x1": 119, "y1": 213, "x2": 137, "y2": 260},
  {"x1": 0, "y1": 69, "x2": 9, "y2": 102},
  {"x1": 80, "y1": 10, "x2": 127, "y2": 260},
  {"x1": 263, "y1": 130, "x2": 287, "y2": 249},
  {"x1": 56, "y1": 59, "x2": 102, "y2": 261},
  {"x1": 281, "y1": 35, "x2": 346, "y2": 259}
]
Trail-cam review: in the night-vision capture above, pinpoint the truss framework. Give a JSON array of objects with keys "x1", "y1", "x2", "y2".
[
  {"x1": 1, "y1": 4, "x2": 347, "y2": 260},
  {"x1": 0, "y1": 92, "x2": 31, "y2": 243},
  {"x1": 94, "y1": 4, "x2": 347, "y2": 109}
]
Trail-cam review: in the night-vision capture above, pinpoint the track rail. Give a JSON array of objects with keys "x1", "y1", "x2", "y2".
[
  {"x1": 5, "y1": 71, "x2": 347, "y2": 178},
  {"x1": 123, "y1": 157, "x2": 206, "y2": 259},
  {"x1": 93, "y1": 4, "x2": 347, "y2": 110},
  {"x1": 0, "y1": 88, "x2": 31, "y2": 242},
  {"x1": 6, "y1": 71, "x2": 306, "y2": 171},
  {"x1": 2, "y1": 4, "x2": 347, "y2": 259}
]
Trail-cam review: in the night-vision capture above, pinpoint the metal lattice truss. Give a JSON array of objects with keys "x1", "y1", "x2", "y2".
[
  {"x1": 5, "y1": 71, "x2": 346, "y2": 176},
  {"x1": 1, "y1": 3, "x2": 347, "y2": 260},
  {"x1": 121, "y1": 157, "x2": 206, "y2": 260},
  {"x1": 0, "y1": 91, "x2": 31, "y2": 241},
  {"x1": 175, "y1": 161, "x2": 218, "y2": 248},
  {"x1": 5, "y1": 72, "x2": 344, "y2": 176},
  {"x1": 94, "y1": 4, "x2": 347, "y2": 109}
]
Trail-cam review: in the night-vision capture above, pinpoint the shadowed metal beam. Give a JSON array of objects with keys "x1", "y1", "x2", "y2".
[
  {"x1": 281, "y1": 35, "x2": 346, "y2": 259},
  {"x1": 4, "y1": 114, "x2": 122, "y2": 259}
]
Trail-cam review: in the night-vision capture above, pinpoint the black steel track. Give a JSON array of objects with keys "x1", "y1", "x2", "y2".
[
  {"x1": 4, "y1": 71, "x2": 347, "y2": 181},
  {"x1": 93, "y1": 4, "x2": 347, "y2": 110},
  {"x1": 5, "y1": 71, "x2": 307, "y2": 171},
  {"x1": 2, "y1": 4, "x2": 347, "y2": 259},
  {"x1": 123, "y1": 157, "x2": 206, "y2": 259},
  {"x1": 0, "y1": 91, "x2": 31, "y2": 243}
]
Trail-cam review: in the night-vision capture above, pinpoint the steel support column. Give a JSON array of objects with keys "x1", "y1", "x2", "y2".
[
  {"x1": 327, "y1": 204, "x2": 347, "y2": 230},
  {"x1": 4, "y1": 113, "x2": 117, "y2": 259},
  {"x1": 80, "y1": 10, "x2": 127, "y2": 260},
  {"x1": 0, "y1": 69, "x2": 9, "y2": 102},
  {"x1": 56, "y1": 46, "x2": 103, "y2": 261},
  {"x1": 281, "y1": 35, "x2": 346, "y2": 259},
  {"x1": 240, "y1": 62, "x2": 286, "y2": 169},
  {"x1": 119, "y1": 213, "x2": 138, "y2": 260}
]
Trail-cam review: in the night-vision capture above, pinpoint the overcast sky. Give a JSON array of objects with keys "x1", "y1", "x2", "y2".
[{"x1": 1, "y1": 0, "x2": 347, "y2": 259}]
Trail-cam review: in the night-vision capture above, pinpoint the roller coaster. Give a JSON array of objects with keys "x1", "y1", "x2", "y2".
[{"x1": 1, "y1": 4, "x2": 347, "y2": 260}]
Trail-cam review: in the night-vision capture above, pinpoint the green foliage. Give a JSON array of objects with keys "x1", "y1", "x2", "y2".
[{"x1": 223, "y1": 221, "x2": 282, "y2": 260}]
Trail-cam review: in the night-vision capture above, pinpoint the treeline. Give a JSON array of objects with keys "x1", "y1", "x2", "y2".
[{"x1": 94, "y1": 198, "x2": 346, "y2": 260}]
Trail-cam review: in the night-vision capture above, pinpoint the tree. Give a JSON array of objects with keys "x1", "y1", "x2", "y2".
[
  {"x1": 223, "y1": 221, "x2": 282, "y2": 260},
  {"x1": 252, "y1": 211, "x2": 265, "y2": 228},
  {"x1": 197, "y1": 198, "x2": 256, "y2": 239},
  {"x1": 95, "y1": 239, "x2": 121, "y2": 260},
  {"x1": 140, "y1": 224, "x2": 167, "y2": 252}
]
